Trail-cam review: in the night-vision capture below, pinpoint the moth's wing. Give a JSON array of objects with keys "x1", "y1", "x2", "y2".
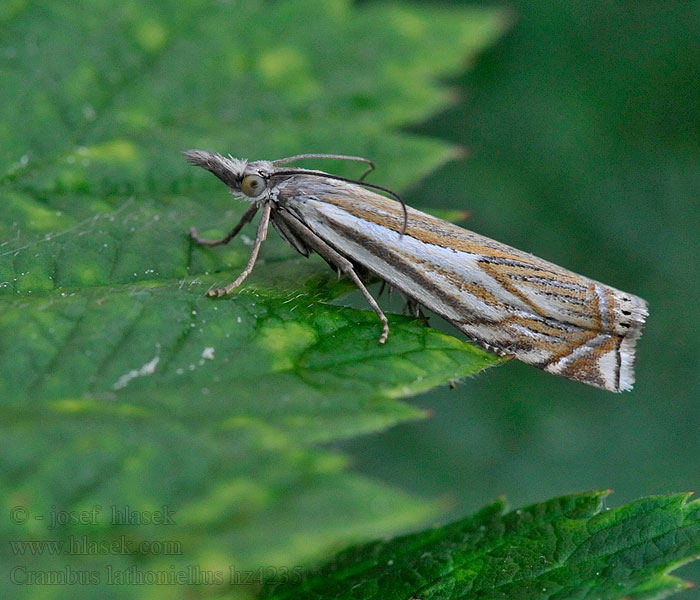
[{"x1": 285, "y1": 185, "x2": 647, "y2": 392}]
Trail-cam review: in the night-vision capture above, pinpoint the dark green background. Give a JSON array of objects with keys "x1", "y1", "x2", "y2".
[{"x1": 342, "y1": 0, "x2": 700, "y2": 593}]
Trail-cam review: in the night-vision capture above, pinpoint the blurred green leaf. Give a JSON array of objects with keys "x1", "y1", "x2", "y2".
[
  {"x1": 265, "y1": 491, "x2": 700, "y2": 600},
  {"x1": 0, "y1": 0, "x2": 509, "y2": 597}
]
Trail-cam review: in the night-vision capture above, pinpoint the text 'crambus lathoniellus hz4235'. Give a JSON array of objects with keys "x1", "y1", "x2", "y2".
[{"x1": 185, "y1": 150, "x2": 648, "y2": 393}]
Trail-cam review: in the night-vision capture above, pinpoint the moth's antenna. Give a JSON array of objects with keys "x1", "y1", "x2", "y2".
[
  {"x1": 272, "y1": 154, "x2": 375, "y2": 181},
  {"x1": 275, "y1": 169, "x2": 408, "y2": 236}
]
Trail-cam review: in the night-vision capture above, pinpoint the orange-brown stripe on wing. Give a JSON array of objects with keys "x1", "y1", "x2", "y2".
[{"x1": 319, "y1": 195, "x2": 543, "y2": 263}]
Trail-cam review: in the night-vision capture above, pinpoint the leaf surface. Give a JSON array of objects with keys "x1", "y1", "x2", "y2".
[{"x1": 265, "y1": 491, "x2": 700, "y2": 600}]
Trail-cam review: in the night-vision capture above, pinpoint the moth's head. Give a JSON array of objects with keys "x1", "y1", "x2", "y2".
[{"x1": 184, "y1": 150, "x2": 274, "y2": 200}]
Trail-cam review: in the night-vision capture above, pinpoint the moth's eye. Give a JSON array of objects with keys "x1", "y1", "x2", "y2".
[{"x1": 241, "y1": 174, "x2": 266, "y2": 197}]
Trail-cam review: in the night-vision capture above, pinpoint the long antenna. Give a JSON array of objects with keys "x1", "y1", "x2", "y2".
[{"x1": 272, "y1": 154, "x2": 375, "y2": 181}]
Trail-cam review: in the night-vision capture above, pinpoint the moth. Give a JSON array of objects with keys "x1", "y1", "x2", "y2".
[{"x1": 185, "y1": 150, "x2": 648, "y2": 392}]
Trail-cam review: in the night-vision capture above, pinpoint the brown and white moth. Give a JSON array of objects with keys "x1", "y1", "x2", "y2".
[{"x1": 185, "y1": 150, "x2": 648, "y2": 392}]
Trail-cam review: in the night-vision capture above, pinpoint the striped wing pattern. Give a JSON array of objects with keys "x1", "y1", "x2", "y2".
[{"x1": 281, "y1": 178, "x2": 648, "y2": 392}]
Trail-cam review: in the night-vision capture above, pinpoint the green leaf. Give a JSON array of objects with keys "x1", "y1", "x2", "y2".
[
  {"x1": 264, "y1": 491, "x2": 700, "y2": 600},
  {"x1": 0, "y1": 0, "x2": 509, "y2": 598},
  {"x1": 0, "y1": 281, "x2": 500, "y2": 440}
]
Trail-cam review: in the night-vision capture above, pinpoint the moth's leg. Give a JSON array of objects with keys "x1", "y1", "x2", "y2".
[
  {"x1": 278, "y1": 211, "x2": 390, "y2": 344},
  {"x1": 403, "y1": 296, "x2": 421, "y2": 317},
  {"x1": 189, "y1": 204, "x2": 259, "y2": 247},
  {"x1": 206, "y1": 203, "x2": 271, "y2": 298},
  {"x1": 401, "y1": 296, "x2": 428, "y2": 321}
]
